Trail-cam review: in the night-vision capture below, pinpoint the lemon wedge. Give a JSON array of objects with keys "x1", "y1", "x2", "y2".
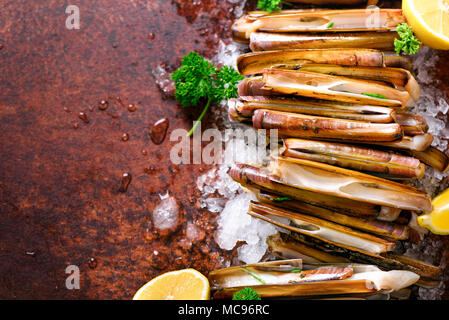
[
  {"x1": 402, "y1": 0, "x2": 449, "y2": 50},
  {"x1": 418, "y1": 188, "x2": 449, "y2": 235},
  {"x1": 133, "y1": 268, "x2": 210, "y2": 300}
]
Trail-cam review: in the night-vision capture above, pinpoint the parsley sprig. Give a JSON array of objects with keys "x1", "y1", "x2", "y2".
[
  {"x1": 394, "y1": 23, "x2": 422, "y2": 55},
  {"x1": 258, "y1": 0, "x2": 281, "y2": 12},
  {"x1": 258, "y1": 0, "x2": 293, "y2": 12},
  {"x1": 232, "y1": 287, "x2": 261, "y2": 300},
  {"x1": 171, "y1": 52, "x2": 243, "y2": 136}
]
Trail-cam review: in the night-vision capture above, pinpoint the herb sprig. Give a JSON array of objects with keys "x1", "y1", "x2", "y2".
[
  {"x1": 394, "y1": 23, "x2": 422, "y2": 55},
  {"x1": 171, "y1": 52, "x2": 243, "y2": 136},
  {"x1": 258, "y1": 0, "x2": 294, "y2": 12},
  {"x1": 232, "y1": 287, "x2": 261, "y2": 300},
  {"x1": 269, "y1": 196, "x2": 292, "y2": 202},
  {"x1": 241, "y1": 267, "x2": 266, "y2": 284},
  {"x1": 362, "y1": 93, "x2": 388, "y2": 99}
]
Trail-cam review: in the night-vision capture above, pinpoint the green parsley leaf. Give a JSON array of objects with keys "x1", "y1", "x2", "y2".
[
  {"x1": 362, "y1": 93, "x2": 387, "y2": 99},
  {"x1": 257, "y1": 0, "x2": 282, "y2": 13},
  {"x1": 394, "y1": 23, "x2": 422, "y2": 55},
  {"x1": 291, "y1": 269, "x2": 302, "y2": 273},
  {"x1": 171, "y1": 52, "x2": 243, "y2": 136},
  {"x1": 232, "y1": 287, "x2": 261, "y2": 300},
  {"x1": 327, "y1": 22, "x2": 334, "y2": 29},
  {"x1": 269, "y1": 196, "x2": 292, "y2": 202},
  {"x1": 241, "y1": 267, "x2": 266, "y2": 284}
]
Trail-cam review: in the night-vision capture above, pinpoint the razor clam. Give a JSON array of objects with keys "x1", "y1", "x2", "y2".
[
  {"x1": 249, "y1": 201, "x2": 396, "y2": 255},
  {"x1": 393, "y1": 113, "x2": 428, "y2": 136},
  {"x1": 366, "y1": 133, "x2": 434, "y2": 152},
  {"x1": 213, "y1": 279, "x2": 377, "y2": 299},
  {"x1": 237, "y1": 49, "x2": 385, "y2": 75},
  {"x1": 208, "y1": 260, "x2": 353, "y2": 289},
  {"x1": 229, "y1": 96, "x2": 396, "y2": 123},
  {"x1": 232, "y1": 9, "x2": 405, "y2": 40},
  {"x1": 262, "y1": 69, "x2": 412, "y2": 108},
  {"x1": 250, "y1": 31, "x2": 397, "y2": 51},
  {"x1": 377, "y1": 206, "x2": 403, "y2": 222},
  {"x1": 229, "y1": 162, "x2": 379, "y2": 216},
  {"x1": 407, "y1": 147, "x2": 449, "y2": 173},
  {"x1": 383, "y1": 54, "x2": 413, "y2": 71},
  {"x1": 271, "y1": 156, "x2": 432, "y2": 212},
  {"x1": 258, "y1": 192, "x2": 409, "y2": 240},
  {"x1": 211, "y1": 261, "x2": 419, "y2": 299},
  {"x1": 233, "y1": 9, "x2": 327, "y2": 42},
  {"x1": 282, "y1": 138, "x2": 424, "y2": 179},
  {"x1": 238, "y1": 77, "x2": 275, "y2": 96},
  {"x1": 267, "y1": 233, "x2": 350, "y2": 263},
  {"x1": 297, "y1": 64, "x2": 420, "y2": 102},
  {"x1": 285, "y1": 232, "x2": 441, "y2": 279},
  {"x1": 252, "y1": 109, "x2": 403, "y2": 142}
]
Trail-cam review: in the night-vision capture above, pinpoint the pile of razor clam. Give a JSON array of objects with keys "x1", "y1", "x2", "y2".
[{"x1": 209, "y1": 3, "x2": 449, "y2": 299}]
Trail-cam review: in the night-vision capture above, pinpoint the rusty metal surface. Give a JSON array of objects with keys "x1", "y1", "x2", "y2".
[
  {"x1": 0, "y1": 0, "x2": 250, "y2": 299},
  {"x1": 0, "y1": 0, "x2": 448, "y2": 299}
]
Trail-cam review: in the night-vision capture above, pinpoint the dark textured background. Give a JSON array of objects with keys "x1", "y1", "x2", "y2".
[{"x1": 0, "y1": 0, "x2": 448, "y2": 299}]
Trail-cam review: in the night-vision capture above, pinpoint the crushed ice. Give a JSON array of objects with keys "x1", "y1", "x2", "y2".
[{"x1": 152, "y1": 193, "x2": 180, "y2": 231}]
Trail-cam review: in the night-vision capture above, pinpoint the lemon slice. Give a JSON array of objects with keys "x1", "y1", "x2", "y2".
[
  {"x1": 133, "y1": 269, "x2": 210, "y2": 300},
  {"x1": 418, "y1": 188, "x2": 449, "y2": 235},
  {"x1": 403, "y1": 0, "x2": 449, "y2": 50}
]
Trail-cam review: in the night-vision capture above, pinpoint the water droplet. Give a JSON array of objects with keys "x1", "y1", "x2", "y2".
[
  {"x1": 144, "y1": 166, "x2": 156, "y2": 174},
  {"x1": 141, "y1": 149, "x2": 148, "y2": 156},
  {"x1": 73, "y1": 123, "x2": 79, "y2": 129},
  {"x1": 79, "y1": 112, "x2": 89, "y2": 123},
  {"x1": 147, "y1": 32, "x2": 155, "y2": 40},
  {"x1": 127, "y1": 104, "x2": 136, "y2": 112},
  {"x1": 25, "y1": 251, "x2": 35, "y2": 257},
  {"x1": 150, "y1": 118, "x2": 169, "y2": 145},
  {"x1": 63, "y1": 107, "x2": 71, "y2": 113},
  {"x1": 88, "y1": 257, "x2": 98, "y2": 269},
  {"x1": 98, "y1": 100, "x2": 109, "y2": 110},
  {"x1": 121, "y1": 133, "x2": 129, "y2": 141},
  {"x1": 118, "y1": 172, "x2": 132, "y2": 193}
]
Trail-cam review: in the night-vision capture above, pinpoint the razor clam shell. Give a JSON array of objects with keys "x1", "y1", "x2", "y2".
[
  {"x1": 233, "y1": 9, "x2": 405, "y2": 40},
  {"x1": 262, "y1": 69, "x2": 412, "y2": 108},
  {"x1": 238, "y1": 77, "x2": 275, "y2": 96},
  {"x1": 234, "y1": 96, "x2": 396, "y2": 123},
  {"x1": 394, "y1": 113, "x2": 428, "y2": 136},
  {"x1": 383, "y1": 54, "x2": 413, "y2": 71},
  {"x1": 258, "y1": 192, "x2": 409, "y2": 240},
  {"x1": 286, "y1": 232, "x2": 441, "y2": 280},
  {"x1": 365, "y1": 134, "x2": 434, "y2": 152},
  {"x1": 407, "y1": 147, "x2": 449, "y2": 173},
  {"x1": 267, "y1": 233, "x2": 350, "y2": 263},
  {"x1": 229, "y1": 162, "x2": 379, "y2": 216},
  {"x1": 297, "y1": 64, "x2": 420, "y2": 103},
  {"x1": 282, "y1": 138, "x2": 424, "y2": 179},
  {"x1": 213, "y1": 280, "x2": 377, "y2": 299},
  {"x1": 253, "y1": 109, "x2": 403, "y2": 142},
  {"x1": 209, "y1": 264, "x2": 353, "y2": 289},
  {"x1": 272, "y1": 156, "x2": 432, "y2": 212},
  {"x1": 237, "y1": 49, "x2": 385, "y2": 76},
  {"x1": 250, "y1": 31, "x2": 396, "y2": 52},
  {"x1": 249, "y1": 201, "x2": 395, "y2": 255}
]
